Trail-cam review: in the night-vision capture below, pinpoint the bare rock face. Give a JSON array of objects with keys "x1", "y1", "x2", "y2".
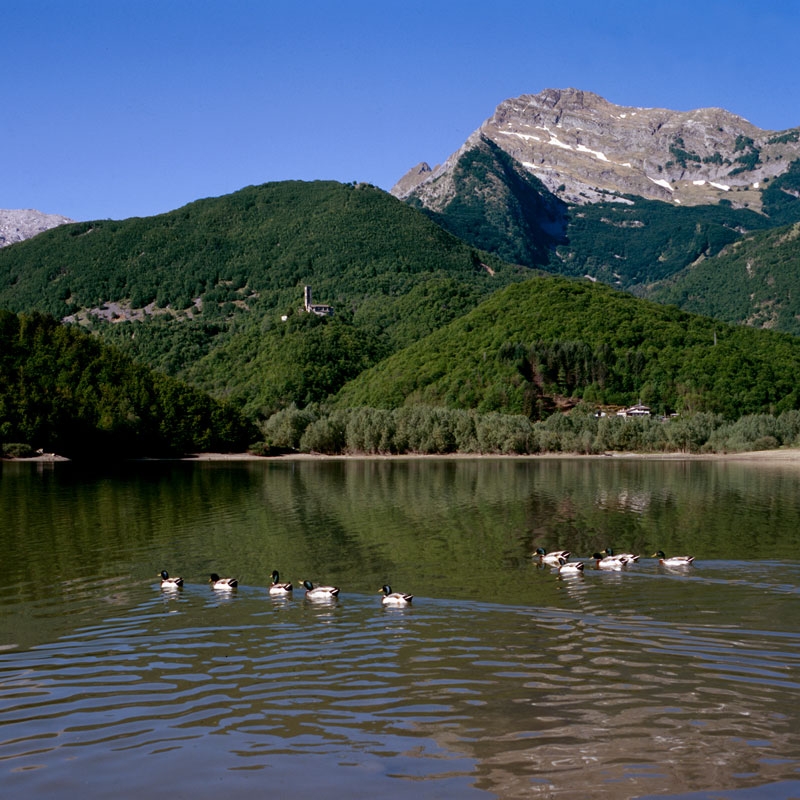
[
  {"x1": 392, "y1": 162, "x2": 435, "y2": 199},
  {"x1": 394, "y1": 88, "x2": 800, "y2": 210},
  {"x1": 0, "y1": 209, "x2": 74, "y2": 247}
]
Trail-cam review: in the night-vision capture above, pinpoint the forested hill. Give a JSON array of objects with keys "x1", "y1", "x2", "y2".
[
  {"x1": 0, "y1": 181, "x2": 527, "y2": 416},
  {"x1": 647, "y1": 221, "x2": 800, "y2": 335},
  {"x1": 0, "y1": 311, "x2": 255, "y2": 459},
  {"x1": 4, "y1": 179, "x2": 800, "y2": 438},
  {"x1": 334, "y1": 276, "x2": 800, "y2": 420},
  {"x1": 0, "y1": 180, "x2": 518, "y2": 325}
]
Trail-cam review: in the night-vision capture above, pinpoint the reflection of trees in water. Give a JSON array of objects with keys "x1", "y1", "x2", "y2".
[{"x1": 4, "y1": 459, "x2": 799, "y2": 607}]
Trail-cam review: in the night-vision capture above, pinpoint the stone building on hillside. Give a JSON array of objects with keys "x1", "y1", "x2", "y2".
[{"x1": 303, "y1": 285, "x2": 334, "y2": 317}]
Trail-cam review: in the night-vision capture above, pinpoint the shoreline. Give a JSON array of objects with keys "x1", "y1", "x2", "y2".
[
  {"x1": 170, "y1": 448, "x2": 800, "y2": 465},
  {"x1": 7, "y1": 448, "x2": 800, "y2": 465}
]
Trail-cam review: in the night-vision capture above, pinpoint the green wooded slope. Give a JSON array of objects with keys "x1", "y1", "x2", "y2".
[{"x1": 334, "y1": 275, "x2": 800, "y2": 419}]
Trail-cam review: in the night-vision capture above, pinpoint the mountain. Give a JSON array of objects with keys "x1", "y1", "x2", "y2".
[
  {"x1": 334, "y1": 274, "x2": 800, "y2": 420},
  {"x1": 0, "y1": 181, "x2": 527, "y2": 417},
  {"x1": 6, "y1": 93, "x2": 800, "y2": 432},
  {"x1": 393, "y1": 88, "x2": 800, "y2": 324},
  {"x1": 0, "y1": 209, "x2": 73, "y2": 247},
  {"x1": 405, "y1": 135, "x2": 568, "y2": 268},
  {"x1": 395, "y1": 88, "x2": 800, "y2": 209}
]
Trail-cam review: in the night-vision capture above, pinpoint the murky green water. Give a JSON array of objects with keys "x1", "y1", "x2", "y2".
[{"x1": 1, "y1": 457, "x2": 799, "y2": 798}]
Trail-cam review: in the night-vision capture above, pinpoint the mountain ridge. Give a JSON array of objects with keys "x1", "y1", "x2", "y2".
[
  {"x1": 0, "y1": 208, "x2": 74, "y2": 247},
  {"x1": 394, "y1": 88, "x2": 800, "y2": 210}
]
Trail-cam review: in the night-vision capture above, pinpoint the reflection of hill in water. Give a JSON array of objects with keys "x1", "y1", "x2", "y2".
[{"x1": 3, "y1": 459, "x2": 799, "y2": 606}]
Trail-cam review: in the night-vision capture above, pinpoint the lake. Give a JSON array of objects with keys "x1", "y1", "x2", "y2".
[{"x1": 1, "y1": 456, "x2": 799, "y2": 799}]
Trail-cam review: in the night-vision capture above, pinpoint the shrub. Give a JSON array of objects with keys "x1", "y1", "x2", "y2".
[
  {"x1": 345, "y1": 407, "x2": 396, "y2": 453},
  {"x1": 300, "y1": 413, "x2": 347, "y2": 454},
  {"x1": 258, "y1": 404, "x2": 317, "y2": 451},
  {"x1": 2, "y1": 442, "x2": 35, "y2": 458}
]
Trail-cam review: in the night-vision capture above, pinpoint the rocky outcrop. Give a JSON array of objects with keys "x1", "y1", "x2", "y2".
[
  {"x1": 394, "y1": 88, "x2": 800, "y2": 211},
  {"x1": 0, "y1": 209, "x2": 73, "y2": 247},
  {"x1": 392, "y1": 162, "x2": 436, "y2": 199}
]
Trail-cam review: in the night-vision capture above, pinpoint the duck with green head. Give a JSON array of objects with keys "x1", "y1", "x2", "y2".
[
  {"x1": 380, "y1": 585, "x2": 413, "y2": 606},
  {"x1": 302, "y1": 580, "x2": 339, "y2": 601},
  {"x1": 534, "y1": 547, "x2": 570, "y2": 566},
  {"x1": 159, "y1": 570, "x2": 183, "y2": 589},
  {"x1": 653, "y1": 550, "x2": 695, "y2": 566},
  {"x1": 209, "y1": 573, "x2": 238, "y2": 590},
  {"x1": 269, "y1": 570, "x2": 292, "y2": 595}
]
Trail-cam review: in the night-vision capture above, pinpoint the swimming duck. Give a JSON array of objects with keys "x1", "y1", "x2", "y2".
[
  {"x1": 159, "y1": 570, "x2": 183, "y2": 589},
  {"x1": 209, "y1": 573, "x2": 238, "y2": 590},
  {"x1": 269, "y1": 570, "x2": 293, "y2": 595},
  {"x1": 605, "y1": 547, "x2": 639, "y2": 562},
  {"x1": 592, "y1": 552, "x2": 629, "y2": 570},
  {"x1": 380, "y1": 584, "x2": 413, "y2": 606},
  {"x1": 534, "y1": 547, "x2": 571, "y2": 566},
  {"x1": 302, "y1": 580, "x2": 339, "y2": 601},
  {"x1": 653, "y1": 550, "x2": 695, "y2": 566},
  {"x1": 557, "y1": 558, "x2": 585, "y2": 574}
]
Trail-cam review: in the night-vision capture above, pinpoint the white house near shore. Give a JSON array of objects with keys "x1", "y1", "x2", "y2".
[{"x1": 616, "y1": 404, "x2": 651, "y2": 417}]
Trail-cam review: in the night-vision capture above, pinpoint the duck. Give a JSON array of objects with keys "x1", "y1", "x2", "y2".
[
  {"x1": 380, "y1": 584, "x2": 413, "y2": 606},
  {"x1": 557, "y1": 558, "x2": 585, "y2": 575},
  {"x1": 604, "y1": 547, "x2": 639, "y2": 563},
  {"x1": 534, "y1": 547, "x2": 571, "y2": 566},
  {"x1": 158, "y1": 570, "x2": 183, "y2": 589},
  {"x1": 209, "y1": 573, "x2": 238, "y2": 590},
  {"x1": 653, "y1": 550, "x2": 695, "y2": 567},
  {"x1": 591, "y1": 552, "x2": 629, "y2": 570},
  {"x1": 269, "y1": 570, "x2": 293, "y2": 595},
  {"x1": 302, "y1": 580, "x2": 340, "y2": 601}
]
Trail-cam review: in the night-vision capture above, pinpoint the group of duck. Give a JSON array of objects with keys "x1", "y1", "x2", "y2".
[
  {"x1": 157, "y1": 550, "x2": 693, "y2": 598},
  {"x1": 157, "y1": 570, "x2": 413, "y2": 606},
  {"x1": 534, "y1": 547, "x2": 695, "y2": 574}
]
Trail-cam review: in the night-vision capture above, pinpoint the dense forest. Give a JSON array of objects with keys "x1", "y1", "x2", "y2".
[
  {"x1": 411, "y1": 145, "x2": 800, "y2": 312},
  {"x1": 0, "y1": 310, "x2": 254, "y2": 459},
  {"x1": 0, "y1": 180, "x2": 519, "y2": 331},
  {"x1": 0, "y1": 181, "x2": 527, "y2": 413},
  {"x1": 4, "y1": 177, "x2": 800, "y2": 460},
  {"x1": 334, "y1": 276, "x2": 800, "y2": 420},
  {"x1": 648, "y1": 222, "x2": 800, "y2": 335}
]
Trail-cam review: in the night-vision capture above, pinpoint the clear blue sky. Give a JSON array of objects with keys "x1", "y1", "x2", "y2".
[{"x1": 4, "y1": 0, "x2": 799, "y2": 221}]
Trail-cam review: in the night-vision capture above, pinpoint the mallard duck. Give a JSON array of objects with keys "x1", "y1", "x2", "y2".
[
  {"x1": 159, "y1": 570, "x2": 183, "y2": 589},
  {"x1": 592, "y1": 552, "x2": 628, "y2": 570},
  {"x1": 209, "y1": 573, "x2": 238, "y2": 590},
  {"x1": 653, "y1": 550, "x2": 695, "y2": 566},
  {"x1": 557, "y1": 558, "x2": 585, "y2": 574},
  {"x1": 269, "y1": 570, "x2": 293, "y2": 595},
  {"x1": 380, "y1": 584, "x2": 413, "y2": 606},
  {"x1": 302, "y1": 580, "x2": 339, "y2": 600},
  {"x1": 534, "y1": 547, "x2": 571, "y2": 566},
  {"x1": 605, "y1": 547, "x2": 639, "y2": 562}
]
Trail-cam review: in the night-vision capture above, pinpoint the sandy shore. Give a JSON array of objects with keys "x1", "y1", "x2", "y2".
[
  {"x1": 8, "y1": 448, "x2": 800, "y2": 465},
  {"x1": 183, "y1": 448, "x2": 800, "y2": 465}
]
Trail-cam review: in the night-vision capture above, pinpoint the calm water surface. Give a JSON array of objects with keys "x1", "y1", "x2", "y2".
[{"x1": 0, "y1": 457, "x2": 799, "y2": 799}]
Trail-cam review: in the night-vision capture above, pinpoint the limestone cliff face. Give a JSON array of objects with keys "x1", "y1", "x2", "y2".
[
  {"x1": 0, "y1": 209, "x2": 73, "y2": 247},
  {"x1": 394, "y1": 88, "x2": 800, "y2": 211}
]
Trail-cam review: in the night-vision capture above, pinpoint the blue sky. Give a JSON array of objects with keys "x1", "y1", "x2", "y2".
[{"x1": 4, "y1": 0, "x2": 799, "y2": 221}]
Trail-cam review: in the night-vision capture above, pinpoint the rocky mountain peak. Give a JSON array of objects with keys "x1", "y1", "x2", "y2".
[
  {"x1": 394, "y1": 88, "x2": 800, "y2": 210},
  {"x1": 0, "y1": 209, "x2": 74, "y2": 247}
]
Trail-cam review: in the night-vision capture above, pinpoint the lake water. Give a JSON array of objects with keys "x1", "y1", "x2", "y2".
[{"x1": 1, "y1": 457, "x2": 799, "y2": 799}]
